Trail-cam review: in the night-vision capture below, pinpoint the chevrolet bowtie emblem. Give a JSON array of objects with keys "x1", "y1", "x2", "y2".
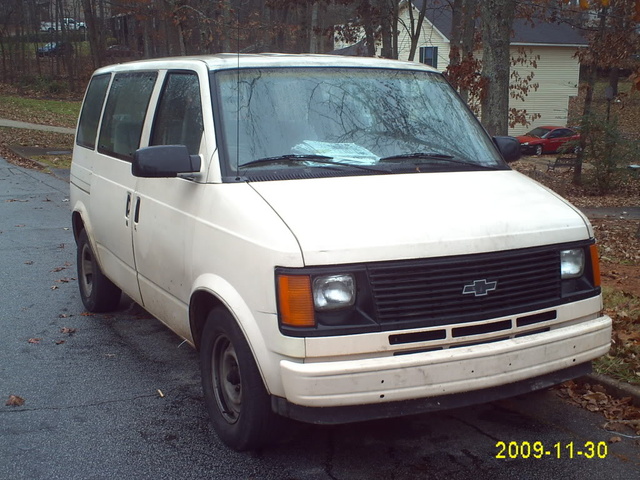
[{"x1": 462, "y1": 279, "x2": 498, "y2": 297}]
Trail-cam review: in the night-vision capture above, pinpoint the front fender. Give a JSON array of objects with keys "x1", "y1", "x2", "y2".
[{"x1": 190, "y1": 273, "x2": 305, "y2": 397}]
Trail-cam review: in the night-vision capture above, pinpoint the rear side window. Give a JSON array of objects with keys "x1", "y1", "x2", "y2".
[
  {"x1": 76, "y1": 74, "x2": 110, "y2": 149},
  {"x1": 150, "y1": 72, "x2": 204, "y2": 155},
  {"x1": 98, "y1": 72, "x2": 157, "y2": 161}
]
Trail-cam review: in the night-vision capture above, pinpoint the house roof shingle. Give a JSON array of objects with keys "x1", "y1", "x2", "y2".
[{"x1": 412, "y1": 0, "x2": 588, "y2": 47}]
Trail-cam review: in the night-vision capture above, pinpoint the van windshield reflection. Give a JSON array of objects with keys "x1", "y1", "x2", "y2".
[{"x1": 213, "y1": 68, "x2": 505, "y2": 178}]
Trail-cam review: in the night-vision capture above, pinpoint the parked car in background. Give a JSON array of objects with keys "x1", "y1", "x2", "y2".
[
  {"x1": 40, "y1": 17, "x2": 86, "y2": 32},
  {"x1": 37, "y1": 41, "x2": 73, "y2": 57},
  {"x1": 516, "y1": 126, "x2": 580, "y2": 156}
]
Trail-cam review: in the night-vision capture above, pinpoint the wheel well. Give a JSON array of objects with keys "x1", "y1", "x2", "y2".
[
  {"x1": 190, "y1": 291, "x2": 227, "y2": 351},
  {"x1": 71, "y1": 211, "x2": 85, "y2": 243}
]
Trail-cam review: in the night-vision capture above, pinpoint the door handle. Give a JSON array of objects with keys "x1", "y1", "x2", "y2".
[
  {"x1": 125, "y1": 192, "x2": 132, "y2": 226},
  {"x1": 134, "y1": 196, "x2": 141, "y2": 224},
  {"x1": 126, "y1": 192, "x2": 132, "y2": 217}
]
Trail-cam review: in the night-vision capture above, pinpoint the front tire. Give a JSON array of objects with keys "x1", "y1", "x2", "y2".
[
  {"x1": 77, "y1": 229, "x2": 121, "y2": 312},
  {"x1": 535, "y1": 145, "x2": 543, "y2": 156},
  {"x1": 200, "y1": 308, "x2": 280, "y2": 451}
]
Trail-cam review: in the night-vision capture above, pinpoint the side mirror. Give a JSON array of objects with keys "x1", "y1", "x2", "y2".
[
  {"x1": 132, "y1": 145, "x2": 201, "y2": 178},
  {"x1": 493, "y1": 136, "x2": 521, "y2": 163}
]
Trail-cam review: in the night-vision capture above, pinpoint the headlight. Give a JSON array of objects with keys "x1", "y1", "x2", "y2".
[
  {"x1": 522, "y1": 142, "x2": 529, "y2": 146},
  {"x1": 561, "y1": 249, "x2": 585, "y2": 279},
  {"x1": 312, "y1": 274, "x2": 355, "y2": 310}
]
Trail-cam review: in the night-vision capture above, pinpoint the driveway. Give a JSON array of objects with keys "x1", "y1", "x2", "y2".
[{"x1": 2, "y1": 155, "x2": 640, "y2": 479}]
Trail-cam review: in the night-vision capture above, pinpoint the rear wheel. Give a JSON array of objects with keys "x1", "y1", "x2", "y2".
[
  {"x1": 200, "y1": 307, "x2": 280, "y2": 451},
  {"x1": 77, "y1": 229, "x2": 121, "y2": 312}
]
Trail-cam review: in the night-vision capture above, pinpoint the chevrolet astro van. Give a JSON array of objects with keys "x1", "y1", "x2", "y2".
[{"x1": 70, "y1": 54, "x2": 611, "y2": 451}]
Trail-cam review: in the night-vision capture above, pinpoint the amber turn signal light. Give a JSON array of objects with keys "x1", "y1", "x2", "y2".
[
  {"x1": 589, "y1": 244, "x2": 601, "y2": 288},
  {"x1": 277, "y1": 274, "x2": 315, "y2": 327}
]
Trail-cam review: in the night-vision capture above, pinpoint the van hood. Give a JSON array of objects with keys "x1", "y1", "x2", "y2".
[{"x1": 249, "y1": 171, "x2": 591, "y2": 266}]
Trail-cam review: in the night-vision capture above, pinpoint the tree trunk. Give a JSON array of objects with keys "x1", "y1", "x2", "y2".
[
  {"x1": 81, "y1": 0, "x2": 103, "y2": 68},
  {"x1": 380, "y1": 6, "x2": 392, "y2": 58},
  {"x1": 406, "y1": 0, "x2": 428, "y2": 62},
  {"x1": 359, "y1": 0, "x2": 377, "y2": 56},
  {"x1": 480, "y1": 0, "x2": 516, "y2": 136},
  {"x1": 222, "y1": 0, "x2": 231, "y2": 52},
  {"x1": 573, "y1": 7, "x2": 608, "y2": 185},
  {"x1": 449, "y1": 0, "x2": 463, "y2": 67},
  {"x1": 310, "y1": 2, "x2": 319, "y2": 53}
]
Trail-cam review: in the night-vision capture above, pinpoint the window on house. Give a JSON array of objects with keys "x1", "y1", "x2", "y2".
[{"x1": 419, "y1": 46, "x2": 438, "y2": 68}]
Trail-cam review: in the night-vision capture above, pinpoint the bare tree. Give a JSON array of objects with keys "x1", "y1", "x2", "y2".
[
  {"x1": 480, "y1": 0, "x2": 516, "y2": 136},
  {"x1": 81, "y1": 0, "x2": 104, "y2": 68},
  {"x1": 447, "y1": 0, "x2": 477, "y2": 102},
  {"x1": 402, "y1": 0, "x2": 429, "y2": 61}
]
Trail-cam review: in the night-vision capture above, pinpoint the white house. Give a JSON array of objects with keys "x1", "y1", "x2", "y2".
[{"x1": 334, "y1": 1, "x2": 588, "y2": 136}]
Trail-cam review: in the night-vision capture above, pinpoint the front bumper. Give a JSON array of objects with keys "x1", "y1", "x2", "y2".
[
  {"x1": 519, "y1": 144, "x2": 538, "y2": 155},
  {"x1": 277, "y1": 315, "x2": 611, "y2": 413}
]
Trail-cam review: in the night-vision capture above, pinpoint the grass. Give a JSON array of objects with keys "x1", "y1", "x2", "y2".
[
  {"x1": 31, "y1": 154, "x2": 73, "y2": 170},
  {"x1": 0, "y1": 94, "x2": 80, "y2": 128}
]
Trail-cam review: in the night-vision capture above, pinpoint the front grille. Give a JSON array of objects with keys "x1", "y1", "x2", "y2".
[{"x1": 368, "y1": 246, "x2": 561, "y2": 329}]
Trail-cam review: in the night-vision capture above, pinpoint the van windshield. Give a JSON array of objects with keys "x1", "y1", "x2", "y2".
[{"x1": 213, "y1": 67, "x2": 506, "y2": 179}]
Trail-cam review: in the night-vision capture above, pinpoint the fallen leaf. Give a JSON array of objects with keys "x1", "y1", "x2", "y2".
[
  {"x1": 609, "y1": 436, "x2": 622, "y2": 443},
  {"x1": 5, "y1": 395, "x2": 25, "y2": 406},
  {"x1": 51, "y1": 266, "x2": 67, "y2": 272},
  {"x1": 50, "y1": 285, "x2": 59, "y2": 290},
  {"x1": 60, "y1": 327, "x2": 76, "y2": 335},
  {"x1": 24, "y1": 260, "x2": 34, "y2": 265},
  {"x1": 28, "y1": 338, "x2": 41, "y2": 344},
  {"x1": 583, "y1": 392, "x2": 609, "y2": 403},
  {"x1": 55, "y1": 340, "x2": 66, "y2": 345}
]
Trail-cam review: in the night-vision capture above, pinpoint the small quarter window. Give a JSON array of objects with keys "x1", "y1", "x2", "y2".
[{"x1": 77, "y1": 74, "x2": 110, "y2": 149}]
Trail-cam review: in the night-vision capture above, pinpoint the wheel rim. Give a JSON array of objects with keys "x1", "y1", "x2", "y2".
[
  {"x1": 80, "y1": 243, "x2": 94, "y2": 298},
  {"x1": 536, "y1": 146, "x2": 542, "y2": 155},
  {"x1": 212, "y1": 335, "x2": 242, "y2": 424}
]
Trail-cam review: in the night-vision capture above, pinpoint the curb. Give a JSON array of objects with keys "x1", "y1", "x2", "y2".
[
  {"x1": 578, "y1": 374, "x2": 640, "y2": 406},
  {"x1": 7, "y1": 149, "x2": 71, "y2": 183}
]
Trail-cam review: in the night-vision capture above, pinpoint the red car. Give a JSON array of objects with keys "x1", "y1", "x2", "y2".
[{"x1": 516, "y1": 126, "x2": 580, "y2": 156}]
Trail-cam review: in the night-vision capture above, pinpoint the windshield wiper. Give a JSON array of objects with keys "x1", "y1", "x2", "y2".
[
  {"x1": 242, "y1": 154, "x2": 333, "y2": 167},
  {"x1": 241, "y1": 154, "x2": 390, "y2": 173},
  {"x1": 380, "y1": 152, "x2": 454, "y2": 162},
  {"x1": 379, "y1": 152, "x2": 500, "y2": 170}
]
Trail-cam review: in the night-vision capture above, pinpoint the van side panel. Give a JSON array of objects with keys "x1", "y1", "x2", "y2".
[{"x1": 90, "y1": 153, "x2": 142, "y2": 304}]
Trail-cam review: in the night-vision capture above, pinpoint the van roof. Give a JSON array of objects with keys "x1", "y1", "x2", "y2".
[{"x1": 93, "y1": 53, "x2": 438, "y2": 75}]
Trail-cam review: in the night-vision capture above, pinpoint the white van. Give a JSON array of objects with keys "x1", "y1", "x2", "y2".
[{"x1": 70, "y1": 54, "x2": 611, "y2": 451}]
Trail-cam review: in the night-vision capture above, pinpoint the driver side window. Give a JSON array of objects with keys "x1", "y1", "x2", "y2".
[{"x1": 151, "y1": 72, "x2": 204, "y2": 155}]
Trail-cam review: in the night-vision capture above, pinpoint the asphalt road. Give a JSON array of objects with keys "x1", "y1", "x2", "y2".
[{"x1": 1, "y1": 157, "x2": 639, "y2": 479}]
